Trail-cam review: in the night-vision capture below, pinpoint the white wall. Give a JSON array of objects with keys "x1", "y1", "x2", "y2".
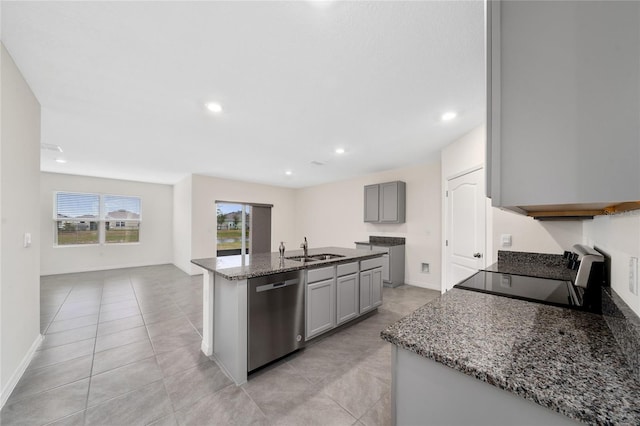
[
  {"x1": 1, "y1": 44, "x2": 42, "y2": 405},
  {"x1": 177, "y1": 174, "x2": 298, "y2": 275},
  {"x1": 40, "y1": 172, "x2": 173, "y2": 275},
  {"x1": 584, "y1": 212, "x2": 640, "y2": 317},
  {"x1": 492, "y1": 208, "x2": 583, "y2": 256},
  {"x1": 441, "y1": 125, "x2": 583, "y2": 289},
  {"x1": 173, "y1": 175, "x2": 193, "y2": 274},
  {"x1": 295, "y1": 163, "x2": 442, "y2": 290}
]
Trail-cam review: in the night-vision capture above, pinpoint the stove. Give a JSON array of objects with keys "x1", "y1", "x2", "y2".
[
  {"x1": 454, "y1": 244, "x2": 607, "y2": 313},
  {"x1": 455, "y1": 271, "x2": 581, "y2": 309}
]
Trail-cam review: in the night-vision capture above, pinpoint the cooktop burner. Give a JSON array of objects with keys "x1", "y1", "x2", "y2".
[{"x1": 454, "y1": 271, "x2": 582, "y2": 309}]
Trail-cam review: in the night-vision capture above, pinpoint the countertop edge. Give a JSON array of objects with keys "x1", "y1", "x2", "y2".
[
  {"x1": 379, "y1": 329, "x2": 585, "y2": 423},
  {"x1": 380, "y1": 289, "x2": 640, "y2": 425},
  {"x1": 192, "y1": 251, "x2": 385, "y2": 281}
]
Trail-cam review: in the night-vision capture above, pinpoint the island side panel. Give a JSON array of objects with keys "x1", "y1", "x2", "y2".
[
  {"x1": 201, "y1": 270, "x2": 214, "y2": 356},
  {"x1": 392, "y1": 346, "x2": 580, "y2": 426},
  {"x1": 213, "y1": 275, "x2": 248, "y2": 385}
]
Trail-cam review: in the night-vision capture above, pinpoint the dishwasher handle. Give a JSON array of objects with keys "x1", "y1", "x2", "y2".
[{"x1": 255, "y1": 278, "x2": 300, "y2": 293}]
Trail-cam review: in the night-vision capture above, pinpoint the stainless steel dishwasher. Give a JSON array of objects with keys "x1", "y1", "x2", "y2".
[{"x1": 247, "y1": 270, "x2": 305, "y2": 372}]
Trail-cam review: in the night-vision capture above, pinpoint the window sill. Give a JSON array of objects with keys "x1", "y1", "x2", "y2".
[{"x1": 54, "y1": 242, "x2": 141, "y2": 248}]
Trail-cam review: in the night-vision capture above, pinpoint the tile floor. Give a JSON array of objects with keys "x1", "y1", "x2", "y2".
[{"x1": 0, "y1": 264, "x2": 439, "y2": 426}]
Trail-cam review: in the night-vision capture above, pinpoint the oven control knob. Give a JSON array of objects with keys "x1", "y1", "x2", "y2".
[{"x1": 296, "y1": 335, "x2": 302, "y2": 342}]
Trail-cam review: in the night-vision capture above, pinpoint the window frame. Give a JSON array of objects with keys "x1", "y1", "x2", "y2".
[{"x1": 54, "y1": 191, "x2": 142, "y2": 247}]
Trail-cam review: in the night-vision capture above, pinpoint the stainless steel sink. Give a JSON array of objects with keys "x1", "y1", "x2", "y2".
[
  {"x1": 310, "y1": 254, "x2": 345, "y2": 261},
  {"x1": 285, "y1": 255, "x2": 319, "y2": 262},
  {"x1": 286, "y1": 253, "x2": 345, "y2": 262}
]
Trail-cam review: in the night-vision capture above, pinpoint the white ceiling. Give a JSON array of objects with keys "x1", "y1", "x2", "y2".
[{"x1": 1, "y1": 1, "x2": 485, "y2": 188}]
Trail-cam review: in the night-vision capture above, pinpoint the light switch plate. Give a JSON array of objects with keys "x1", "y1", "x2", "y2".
[
  {"x1": 630, "y1": 257, "x2": 638, "y2": 295},
  {"x1": 24, "y1": 232, "x2": 32, "y2": 248},
  {"x1": 501, "y1": 234, "x2": 512, "y2": 247}
]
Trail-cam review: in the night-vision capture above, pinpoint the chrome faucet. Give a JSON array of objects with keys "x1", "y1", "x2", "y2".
[{"x1": 300, "y1": 237, "x2": 308, "y2": 257}]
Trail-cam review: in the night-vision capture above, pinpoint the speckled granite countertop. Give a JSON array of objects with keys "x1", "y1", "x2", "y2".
[
  {"x1": 354, "y1": 236, "x2": 406, "y2": 247},
  {"x1": 483, "y1": 250, "x2": 575, "y2": 281},
  {"x1": 192, "y1": 246, "x2": 382, "y2": 280},
  {"x1": 381, "y1": 289, "x2": 640, "y2": 425}
]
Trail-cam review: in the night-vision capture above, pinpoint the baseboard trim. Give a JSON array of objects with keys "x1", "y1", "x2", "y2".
[
  {"x1": 210, "y1": 352, "x2": 246, "y2": 386},
  {"x1": 404, "y1": 279, "x2": 441, "y2": 291},
  {"x1": 0, "y1": 334, "x2": 43, "y2": 409},
  {"x1": 40, "y1": 261, "x2": 174, "y2": 276}
]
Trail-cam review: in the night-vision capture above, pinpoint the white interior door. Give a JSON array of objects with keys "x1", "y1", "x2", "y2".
[{"x1": 445, "y1": 168, "x2": 486, "y2": 291}]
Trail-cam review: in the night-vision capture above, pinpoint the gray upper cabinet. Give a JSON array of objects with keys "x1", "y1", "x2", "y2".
[
  {"x1": 487, "y1": 0, "x2": 640, "y2": 212},
  {"x1": 364, "y1": 181, "x2": 406, "y2": 223},
  {"x1": 364, "y1": 185, "x2": 380, "y2": 222}
]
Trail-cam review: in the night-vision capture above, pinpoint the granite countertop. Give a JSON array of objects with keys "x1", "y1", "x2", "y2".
[
  {"x1": 483, "y1": 262, "x2": 575, "y2": 282},
  {"x1": 381, "y1": 289, "x2": 640, "y2": 425},
  {"x1": 354, "y1": 236, "x2": 406, "y2": 247},
  {"x1": 483, "y1": 250, "x2": 575, "y2": 282},
  {"x1": 192, "y1": 246, "x2": 382, "y2": 280}
]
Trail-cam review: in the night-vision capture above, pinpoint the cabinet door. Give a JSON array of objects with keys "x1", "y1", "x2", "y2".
[
  {"x1": 371, "y1": 267, "x2": 383, "y2": 308},
  {"x1": 364, "y1": 185, "x2": 380, "y2": 222},
  {"x1": 488, "y1": 1, "x2": 640, "y2": 208},
  {"x1": 337, "y1": 273, "x2": 359, "y2": 325},
  {"x1": 306, "y1": 279, "x2": 335, "y2": 339},
  {"x1": 372, "y1": 246, "x2": 391, "y2": 282},
  {"x1": 380, "y1": 182, "x2": 406, "y2": 223},
  {"x1": 380, "y1": 182, "x2": 398, "y2": 222},
  {"x1": 359, "y1": 270, "x2": 372, "y2": 314}
]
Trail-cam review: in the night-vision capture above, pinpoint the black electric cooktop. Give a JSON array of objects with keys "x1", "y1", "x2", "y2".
[{"x1": 454, "y1": 271, "x2": 582, "y2": 309}]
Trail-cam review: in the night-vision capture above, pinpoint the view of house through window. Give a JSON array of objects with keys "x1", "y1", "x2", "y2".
[
  {"x1": 216, "y1": 203, "x2": 251, "y2": 256},
  {"x1": 55, "y1": 192, "x2": 141, "y2": 246}
]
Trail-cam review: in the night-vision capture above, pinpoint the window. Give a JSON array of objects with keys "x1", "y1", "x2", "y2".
[
  {"x1": 104, "y1": 195, "x2": 141, "y2": 244},
  {"x1": 215, "y1": 201, "x2": 272, "y2": 256},
  {"x1": 55, "y1": 192, "x2": 141, "y2": 246}
]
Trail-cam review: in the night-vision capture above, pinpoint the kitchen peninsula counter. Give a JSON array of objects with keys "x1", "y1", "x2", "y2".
[
  {"x1": 381, "y1": 289, "x2": 640, "y2": 425},
  {"x1": 192, "y1": 247, "x2": 384, "y2": 386},
  {"x1": 192, "y1": 246, "x2": 382, "y2": 280}
]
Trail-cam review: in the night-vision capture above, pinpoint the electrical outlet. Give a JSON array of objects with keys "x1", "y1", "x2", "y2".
[
  {"x1": 630, "y1": 257, "x2": 638, "y2": 295},
  {"x1": 501, "y1": 234, "x2": 512, "y2": 247},
  {"x1": 23, "y1": 232, "x2": 32, "y2": 248},
  {"x1": 421, "y1": 263, "x2": 430, "y2": 273}
]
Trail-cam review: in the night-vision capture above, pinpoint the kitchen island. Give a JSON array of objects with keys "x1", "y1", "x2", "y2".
[
  {"x1": 192, "y1": 246, "x2": 384, "y2": 385},
  {"x1": 381, "y1": 288, "x2": 640, "y2": 425}
]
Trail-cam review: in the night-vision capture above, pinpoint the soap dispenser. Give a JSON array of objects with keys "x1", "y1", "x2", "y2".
[{"x1": 279, "y1": 241, "x2": 286, "y2": 258}]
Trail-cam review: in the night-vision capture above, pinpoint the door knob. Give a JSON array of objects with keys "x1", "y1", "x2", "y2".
[{"x1": 473, "y1": 253, "x2": 483, "y2": 258}]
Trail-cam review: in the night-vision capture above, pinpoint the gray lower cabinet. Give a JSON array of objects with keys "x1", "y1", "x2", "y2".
[
  {"x1": 357, "y1": 244, "x2": 405, "y2": 287},
  {"x1": 306, "y1": 259, "x2": 382, "y2": 340},
  {"x1": 306, "y1": 278, "x2": 336, "y2": 339},
  {"x1": 360, "y1": 267, "x2": 383, "y2": 314},
  {"x1": 336, "y1": 273, "x2": 359, "y2": 325}
]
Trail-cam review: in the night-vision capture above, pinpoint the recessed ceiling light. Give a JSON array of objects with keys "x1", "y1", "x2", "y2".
[
  {"x1": 55, "y1": 158, "x2": 67, "y2": 164},
  {"x1": 206, "y1": 102, "x2": 223, "y2": 113},
  {"x1": 335, "y1": 148, "x2": 345, "y2": 154},
  {"x1": 441, "y1": 111, "x2": 457, "y2": 121},
  {"x1": 285, "y1": 170, "x2": 292, "y2": 176}
]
